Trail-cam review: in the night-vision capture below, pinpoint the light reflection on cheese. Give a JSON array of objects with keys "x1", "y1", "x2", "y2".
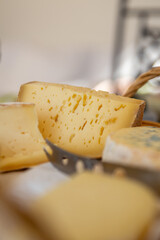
[
  {"x1": 0, "y1": 103, "x2": 48, "y2": 172},
  {"x1": 18, "y1": 82, "x2": 145, "y2": 158}
]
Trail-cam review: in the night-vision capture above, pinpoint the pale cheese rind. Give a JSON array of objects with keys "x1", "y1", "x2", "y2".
[
  {"x1": 18, "y1": 82, "x2": 145, "y2": 157},
  {"x1": 103, "y1": 126, "x2": 160, "y2": 170},
  {"x1": 0, "y1": 103, "x2": 48, "y2": 172},
  {"x1": 31, "y1": 172, "x2": 156, "y2": 240}
]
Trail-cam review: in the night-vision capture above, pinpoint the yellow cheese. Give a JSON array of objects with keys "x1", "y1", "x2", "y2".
[
  {"x1": 18, "y1": 82, "x2": 145, "y2": 157},
  {"x1": 31, "y1": 172, "x2": 156, "y2": 240},
  {"x1": 0, "y1": 103, "x2": 48, "y2": 172},
  {"x1": 103, "y1": 126, "x2": 160, "y2": 170}
]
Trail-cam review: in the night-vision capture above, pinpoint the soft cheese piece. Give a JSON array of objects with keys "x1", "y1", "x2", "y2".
[
  {"x1": 0, "y1": 103, "x2": 48, "y2": 172},
  {"x1": 31, "y1": 172, "x2": 156, "y2": 240},
  {"x1": 103, "y1": 126, "x2": 160, "y2": 170},
  {"x1": 18, "y1": 82, "x2": 145, "y2": 157}
]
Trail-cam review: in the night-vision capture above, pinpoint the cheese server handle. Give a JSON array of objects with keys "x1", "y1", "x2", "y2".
[{"x1": 44, "y1": 139, "x2": 160, "y2": 195}]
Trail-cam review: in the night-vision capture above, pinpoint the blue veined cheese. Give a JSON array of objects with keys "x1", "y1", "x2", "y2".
[
  {"x1": 0, "y1": 103, "x2": 48, "y2": 172},
  {"x1": 31, "y1": 172, "x2": 156, "y2": 240},
  {"x1": 18, "y1": 82, "x2": 145, "y2": 158},
  {"x1": 103, "y1": 126, "x2": 160, "y2": 170}
]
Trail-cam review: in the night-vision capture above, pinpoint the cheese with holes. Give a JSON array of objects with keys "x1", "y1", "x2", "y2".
[
  {"x1": 103, "y1": 126, "x2": 160, "y2": 170},
  {"x1": 31, "y1": 172, "x2": 156, "y2": 240},
  {"x1": 0, "y1": 103, "x2": 48, "y2": 172},
  {"x1": 18, "y1": 82, "x2": 145, "y2": 157}
]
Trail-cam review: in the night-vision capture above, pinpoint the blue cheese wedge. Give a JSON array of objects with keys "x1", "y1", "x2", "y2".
[
  {"x1": 31, "y1": 172, "x2": 156, "y2": 240},
  {"x1": 18, "y1": 82, "x2": 145, "y2": 158},
  {"x1": 103, "y1": 126, "x2": 160, "y2": 170}
]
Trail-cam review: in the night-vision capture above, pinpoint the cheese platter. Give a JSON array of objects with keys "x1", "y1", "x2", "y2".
[{"x1": 1, "y1": 67, "x2": 160, "y2": 240}]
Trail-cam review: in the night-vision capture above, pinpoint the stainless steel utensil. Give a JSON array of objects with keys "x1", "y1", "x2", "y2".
[{"x1": 44, "y1": 139, "x2": 160, "y2": 195}]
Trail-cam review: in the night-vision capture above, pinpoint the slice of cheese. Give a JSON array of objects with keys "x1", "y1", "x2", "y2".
[
  {"x1": 31, "y1": 172, "x2": 156, "y2": 240},
  {"x1": 0, "y1": 103, "x2": 48, "y2": 172},
  {"x1": 103, "y1": 126, "x2": 160, "y2": 170},
  {"x1": 18, "y1": 82, "x2": 145, "y2": 157}
]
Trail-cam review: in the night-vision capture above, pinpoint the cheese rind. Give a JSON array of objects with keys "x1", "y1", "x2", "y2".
[
  {"x1": 0, "y1": 103, "x2": 48, "y2": 172},
  {"x1": 18, "y1": 82, "x2": 145, "y2": 157},
  {"x1": 103, "y1": 126, "x2": 160, "y2": 170},
  {"x1": 31, "y1": 172, "x2": 156, "y2": 240}
]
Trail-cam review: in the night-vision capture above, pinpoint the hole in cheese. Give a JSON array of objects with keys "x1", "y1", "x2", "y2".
[
  {"x1": 98, "y1": 104, "x2": 102, "y2": 111},
  {"x1": 69, "y1": 134, "x2": 75, "y2": 143}
]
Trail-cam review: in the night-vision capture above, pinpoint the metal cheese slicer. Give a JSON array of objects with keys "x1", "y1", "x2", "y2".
[{"x1": 44, "y1": 139, "x2": 160, "y2": 196}]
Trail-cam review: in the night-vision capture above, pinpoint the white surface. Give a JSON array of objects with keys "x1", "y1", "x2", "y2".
[{"x1": 0, "y1": 162, "x2": 69, "y2": 209}]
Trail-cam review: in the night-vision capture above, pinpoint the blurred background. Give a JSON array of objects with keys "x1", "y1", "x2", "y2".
[{"x1": 0, "y1": 0, "x2": 160, "y2": 119}]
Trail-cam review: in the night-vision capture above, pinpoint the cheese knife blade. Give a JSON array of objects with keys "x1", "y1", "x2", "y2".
[{"x1": 44, "y1": 139, "x2": 160, "y2": 195}]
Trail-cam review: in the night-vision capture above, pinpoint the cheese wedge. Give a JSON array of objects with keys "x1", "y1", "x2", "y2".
[
  {"x1": 31, "y1": 172, "x2": 156, "y2": 240},
  {"x1": 18, "y1": 82, "x2": 145, "y2": 157},
  {"x1": 103, "y1": 126, "x2": 160, "y2": 170},
  {"x1": 0, "y1": 103, "x2": 48, "y2": 172}
]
